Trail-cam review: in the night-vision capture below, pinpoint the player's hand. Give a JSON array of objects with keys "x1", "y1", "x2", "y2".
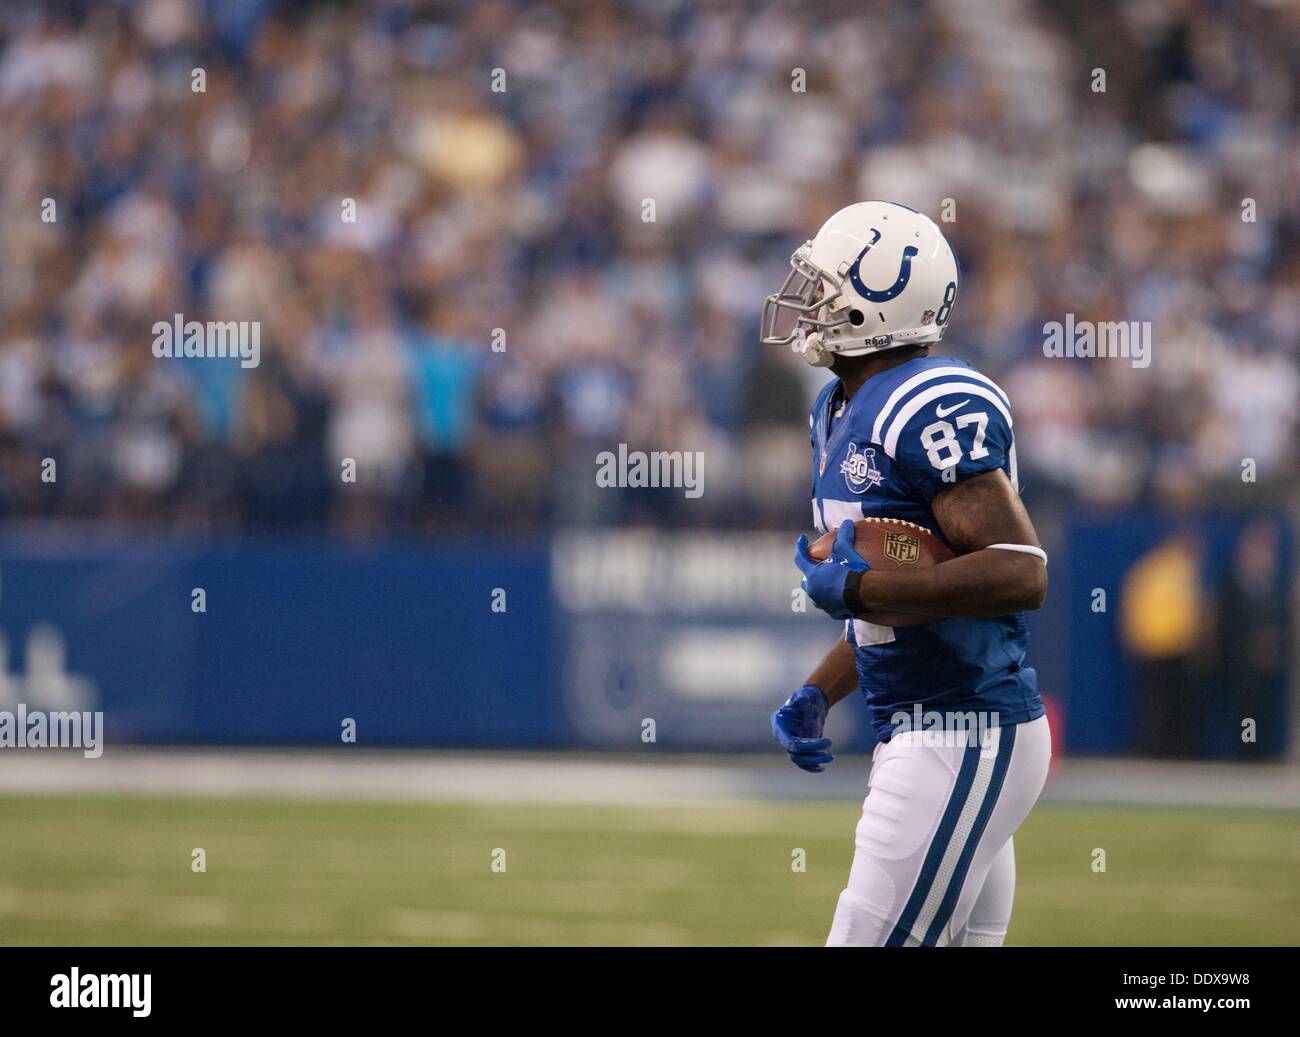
[
  {"x1": 771, "y1": 684, "x2": 833, "y2": 772},
  {"x1": 794, "y1": 520, "x2": 870, "y2": 621}
]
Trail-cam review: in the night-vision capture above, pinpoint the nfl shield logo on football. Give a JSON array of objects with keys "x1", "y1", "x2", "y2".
[
  {"x1": 840, "y1": 443, "x2": 884, "y2": 495},
  {"x1": 884, "y1": 530, "x2": 920, "y2": 564}
]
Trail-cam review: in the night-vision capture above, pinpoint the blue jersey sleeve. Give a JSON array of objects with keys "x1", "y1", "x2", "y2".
[{"x1": 885, "y1": 387, "x2": 1015, "y2": 504}]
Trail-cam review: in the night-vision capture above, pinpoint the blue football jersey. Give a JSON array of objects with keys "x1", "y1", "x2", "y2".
[{"x1": 808, "y1": 354, "x2": 1045, "y2": 740}]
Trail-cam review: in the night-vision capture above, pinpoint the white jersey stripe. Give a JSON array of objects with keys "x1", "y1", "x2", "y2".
[
  {"x1": 882, "y1": 382, "x2": 1014, "y2": 458},
  {"x1": 871, "y1": 366, "x2": 1010, "y2": 445},
  {"x1": 851, "y1": 617, "x2": 896, "y2": 647}
]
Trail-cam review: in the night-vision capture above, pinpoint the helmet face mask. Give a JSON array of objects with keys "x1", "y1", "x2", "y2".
[
  {"x1": 761, "y1": 201, "x2": 959, "y2": 368},
  {"x1": 761, "y1": 244, "x2": 850, "y2": 365}
]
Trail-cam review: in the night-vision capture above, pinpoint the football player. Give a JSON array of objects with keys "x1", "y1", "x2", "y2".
[{"x1": 764, "y1": 201, "x2": 1051, "y2": 947}]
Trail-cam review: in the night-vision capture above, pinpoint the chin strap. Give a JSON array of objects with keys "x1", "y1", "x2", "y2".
[
  {"x1": 794, "y1": 332, "x2": 835, "y2": 367},
  {"x1": 986, "y1": 543, "x2": 1048, "y2": 564}
]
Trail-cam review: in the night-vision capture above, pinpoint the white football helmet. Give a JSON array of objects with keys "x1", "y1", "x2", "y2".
[{"x1": 761, "y1": 201, "x2": 959, "y2": 367}]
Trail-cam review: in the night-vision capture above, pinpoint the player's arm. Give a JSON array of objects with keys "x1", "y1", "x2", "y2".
[
  {"x1": 805, "y1": 633, "x2": 858, "y2": 707},
  {"x1": 847, "y1": 468, "x2": 1047, "y2": 619}
]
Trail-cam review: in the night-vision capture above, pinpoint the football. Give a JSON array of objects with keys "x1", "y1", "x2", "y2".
[{"x1": 806, "y1": 517, "x2": 955, "y2": 627}]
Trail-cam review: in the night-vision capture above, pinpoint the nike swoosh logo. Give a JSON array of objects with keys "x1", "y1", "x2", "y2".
[{"x1": 935, "y1": 398, "x2": 970, "y2": 418}]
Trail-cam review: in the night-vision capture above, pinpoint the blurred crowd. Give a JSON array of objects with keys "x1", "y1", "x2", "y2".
[{"x1": 1, "y1": 0, "x2": 1297, "y2": 538}]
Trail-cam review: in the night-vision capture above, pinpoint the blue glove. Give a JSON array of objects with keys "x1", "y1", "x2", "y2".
[
  {"x1": 772, "y1": 684, "x2": 833, "y2": 772},
  {"x1": 794, "y1": 519, "x2": 870, "y2": 621}
]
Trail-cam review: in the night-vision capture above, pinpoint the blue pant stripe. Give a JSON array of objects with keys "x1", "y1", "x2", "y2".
[
  {"x1": 921, "y1": 724, "x2": 1018, "y2": 947},
  {"x1": 885, "y1": 740, "x2": 982, "y2": 947}
]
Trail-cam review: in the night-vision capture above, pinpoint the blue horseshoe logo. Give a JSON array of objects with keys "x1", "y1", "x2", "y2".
[{"x1": 847, "y1": 228, "x2": 919, "y2": 303}]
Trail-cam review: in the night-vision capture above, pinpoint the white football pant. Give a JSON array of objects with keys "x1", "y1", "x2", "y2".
[{"x1": 826, "y1": 714, "x2": 1051, "y2": 947}]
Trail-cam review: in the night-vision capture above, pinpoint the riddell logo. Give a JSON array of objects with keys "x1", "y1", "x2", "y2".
[{"x1": 50, "y1": 968, "x2": 151, "y2": 1017}]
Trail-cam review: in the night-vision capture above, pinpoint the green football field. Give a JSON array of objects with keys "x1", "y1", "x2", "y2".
[{"x1": 0, "y1": 795, "x2": 1295, "y2": 945}]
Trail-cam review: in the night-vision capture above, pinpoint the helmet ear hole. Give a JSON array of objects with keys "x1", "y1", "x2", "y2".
[{"x1": 848, "y1": 309, "x2": 865, "y2": 327}]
